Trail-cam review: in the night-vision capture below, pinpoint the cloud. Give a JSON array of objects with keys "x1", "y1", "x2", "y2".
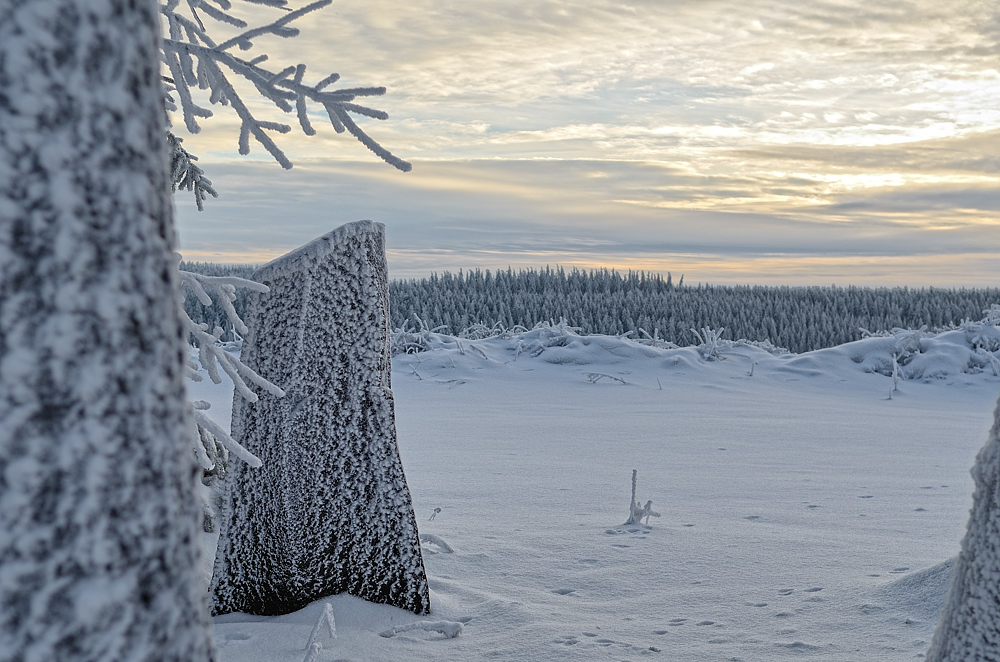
[{"x1": 170, "y1": 0, "x2": 1000, "y2": 286}]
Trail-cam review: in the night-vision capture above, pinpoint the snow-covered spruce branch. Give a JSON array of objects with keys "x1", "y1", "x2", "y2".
[
  {"x1": 159, "y1": 0, "x2": 410, "y2": 171},
  {"x1": 167, "y1": 130, "x2": 217, "y2": 210},
  {"x1": 179, "y1": 267, "x2": 285, "y2": 472}
]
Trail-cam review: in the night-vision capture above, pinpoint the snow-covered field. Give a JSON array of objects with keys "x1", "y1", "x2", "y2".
[{"x1": 193, "y1": 327, "x2": 1000, "y2": 661}]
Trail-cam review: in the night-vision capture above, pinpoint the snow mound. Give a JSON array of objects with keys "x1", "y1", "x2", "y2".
[
  {"x1": 870, "y1": 558, "x2": 956, "y2": 622},
  {"x1": 391, "y1": 318, "x2": 1000, "y2": 387}
]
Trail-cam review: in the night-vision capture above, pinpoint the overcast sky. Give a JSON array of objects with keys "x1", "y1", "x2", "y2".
[{"x1": 173, "y1": 0, "x2": 1000, "y2": 286}]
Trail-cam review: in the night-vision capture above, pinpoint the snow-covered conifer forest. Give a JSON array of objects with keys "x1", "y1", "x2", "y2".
[{"x1": 183, "y1": 262, "x2": 1000, "y2": 353}]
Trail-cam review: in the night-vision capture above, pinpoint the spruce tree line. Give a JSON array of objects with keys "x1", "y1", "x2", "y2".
[{"x1": 183, "y1": 263, "x2": 1000, "y2": 354}]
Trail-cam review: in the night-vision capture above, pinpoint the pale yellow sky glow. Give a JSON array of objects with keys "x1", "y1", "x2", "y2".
[{"x1": 173, "y1": 0, "x2": 1000, "y2": 286}]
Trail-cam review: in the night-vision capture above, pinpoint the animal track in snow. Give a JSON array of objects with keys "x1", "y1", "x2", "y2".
[{"x1": 222, "y1": 632, "x2": 251, "y2": 642}]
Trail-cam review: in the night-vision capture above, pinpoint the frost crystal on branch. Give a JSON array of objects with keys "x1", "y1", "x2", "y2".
[
  {"x1": 179, "y1": 265, "x2": 285, "y2": 472},
  {"x1": 159, "y1": 0, "x2": 411, "y2": 171}
]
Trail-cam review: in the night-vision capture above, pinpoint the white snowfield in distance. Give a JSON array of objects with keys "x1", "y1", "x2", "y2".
[{"x1": 190, "y1": 325, "x2": 1000, "y2": 661}]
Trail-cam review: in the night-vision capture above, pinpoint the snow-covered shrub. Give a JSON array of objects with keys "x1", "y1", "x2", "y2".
[
  {"x1": 212, "y1": 222, "x2": 429, "y2": 616},
  {"x1": 692, "y1": 326, "x2": 727, "y2": 361},
  {"x1": 961, "y1": 313, "x2": 1000, "y2": 352},
  {"x1": 636, "y1": 328, "x2": 681, "y2": 349}
]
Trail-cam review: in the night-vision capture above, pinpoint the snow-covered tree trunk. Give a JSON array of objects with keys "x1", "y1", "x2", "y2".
[
  {"x1": 0, "y1": 1, "x2": 214, "y2": 660},
  {"x1": 211, "y1": 221, "x2": 429, "y2": 616},
  {"x1": 926, "y1": 394, "x2": 1000, "y2": 660}
]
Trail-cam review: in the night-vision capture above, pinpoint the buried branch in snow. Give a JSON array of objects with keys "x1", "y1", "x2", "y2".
[{"x1": 379, "y1": 621, "x2": 464, "y2": 639}]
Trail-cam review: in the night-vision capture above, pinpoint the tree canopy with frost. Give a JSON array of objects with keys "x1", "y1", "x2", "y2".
[{"x1": 160, "y1": 0, "x2": 411, "y2": 211}]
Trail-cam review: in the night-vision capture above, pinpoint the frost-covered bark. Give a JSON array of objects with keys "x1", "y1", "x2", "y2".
[
  {"x1": 211, "y1": 221, "x2": 429, "y2": 616},
  {"x1": 927, "y1": 395, "x2": 1000, "y2": 661},
  {"x1": 0, "y1": 1, "x2": 214, "y2": 660}
]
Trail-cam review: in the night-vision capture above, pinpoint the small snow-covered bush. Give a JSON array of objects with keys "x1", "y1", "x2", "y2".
[{"x1": 691, "y1": 326, "x2": 727, "y2": 361}]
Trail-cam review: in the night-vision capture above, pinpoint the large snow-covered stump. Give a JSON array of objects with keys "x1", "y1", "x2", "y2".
[
  {"x1": 927, "y1": 395, "x2": 1000, "y2": 660},
  {"x1": 0, "y1": 2, "x2": 214, "y2": 660},
  {"x1": 211, "y1": 221, "x2": 429, "y2": 616}
]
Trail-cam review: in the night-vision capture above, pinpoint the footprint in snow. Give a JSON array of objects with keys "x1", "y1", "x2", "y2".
[
  {"x1": 890, "y1": 567, "x2": 910, "y2": 573},
  {"x1": 778, "y1": 588, "x2": 794, "y2": 595},
  {"x1": 668, "y1": 618, "x2": 687, "y2": 626},
  {"x1": 695, "y1": 621, "x2": 715, "y2": 626},
  {"x1": 552, "y1": 588, "x2": 576, "y2": 595},
  {"x1": 858, "y1": 495, "x2": 874, "y2": 499},
  {"x1": 803, "y1": 587, "x2": 823, "y2": 593}
]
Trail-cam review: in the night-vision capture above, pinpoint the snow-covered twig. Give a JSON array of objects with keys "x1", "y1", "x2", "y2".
[
  {"x1": 586, "y1": 373, "x2": 626, "y2": 384},
  {"x1": 167, "y1": 130, "x2": 217, "y2": 210},
  {"x1": 159, "y1": 0, "x2": 410, "y2": 171},
  {"x1": 626, "y1": 469, "x2": 661, "y2": 525},
  {"x1": 305, "y1": 602, "x2": 336, "y2": 650},
  {"x1": 178, "y1": 264, "x2": 284, "y2": 475},
  {"x1": 301, "y1": 642, "x2": 322, "y2": 662},
  {"x1": 691, "y1": 326, "x2": 726, "y2": 361},
  {"x1": 419, "y1": 533, "x2": 454, "y2": 554}
]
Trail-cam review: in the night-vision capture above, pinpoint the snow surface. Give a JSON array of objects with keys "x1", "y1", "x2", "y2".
[{"x1": 188, "y1": 328, "x2": 1000, "y2": 661}]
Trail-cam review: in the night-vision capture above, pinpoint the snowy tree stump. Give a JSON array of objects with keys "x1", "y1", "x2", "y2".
[
  {"x1": 0, "y1": 2, "x2": 214, "y2": 660},
  {"x1": 926, "y1": 395, "x2": 1000, "y2": 661},
  {"x1": 211, "y1": 221, "x2": 430, "y2": 616}
]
